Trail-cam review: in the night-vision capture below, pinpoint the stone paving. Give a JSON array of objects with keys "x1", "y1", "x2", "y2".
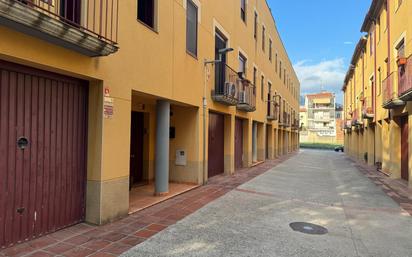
[
  {"x1": 0, "y1": 153, "x2": 295, "y2": 257},
  {"x1": 123, "y1": 150, "x2": 412, "y2": 257}
]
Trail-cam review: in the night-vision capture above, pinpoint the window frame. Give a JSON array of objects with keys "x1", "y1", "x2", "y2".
[
  {"x1": 240, "y1": 0, "x2": 246, "y2": 22},
  {"x1": 186, "y1": 0, "x2": 198, "y2": 57},
  {"x1": 137, "y1": 0, "x2": 157, "y2": 30}
]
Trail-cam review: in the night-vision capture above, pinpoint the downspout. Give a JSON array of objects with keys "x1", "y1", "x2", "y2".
[
  {"x1": 373, "y1": 22, "x2": 377, "y2": 121},
  {"x1": 203, "y1": 64, "x2": 208, "y2": 185},
  {"x1": 373, "y1": 21, "x2": 377, "y2": 164},
  {"x1": 387, "y1": 0, "x2": 391, "y2": 78}
]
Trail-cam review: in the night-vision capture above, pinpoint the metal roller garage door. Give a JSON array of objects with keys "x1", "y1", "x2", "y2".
[{"x1": 0, "y1": 60, "x2": 88, "y2": 248}]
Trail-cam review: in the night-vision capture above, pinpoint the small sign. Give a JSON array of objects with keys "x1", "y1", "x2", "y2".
[
  {"x1": 104, "y1": 96, "x2": 114, "y2": 119},
  {"x1": 175, "y1": 150, "x2": 187, "y2": 166}
]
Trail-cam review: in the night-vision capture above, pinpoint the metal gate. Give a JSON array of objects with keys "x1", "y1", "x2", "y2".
[{"x1": 0, "y1": 61, "x2": 88, "y2": 248}]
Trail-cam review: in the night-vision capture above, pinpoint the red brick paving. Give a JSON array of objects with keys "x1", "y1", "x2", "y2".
[
  {"x1": 348, "y1": 156, "x2": 412, "y2": 216},
  {"x1": 0, "y1": 153, "x2": 296, "y2": 257}
]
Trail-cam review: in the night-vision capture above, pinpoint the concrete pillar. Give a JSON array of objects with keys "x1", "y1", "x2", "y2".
[
  {"x1": 155, "y1": 100, "x2": 170, "y2": 195},
  {"x1": 252, "y1": 121, "x2": 257, "y2": 163}
]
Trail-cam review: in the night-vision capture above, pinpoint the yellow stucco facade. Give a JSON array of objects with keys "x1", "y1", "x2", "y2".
[
  {"x1": 343, "y1": 0, "x2": 412, "y2": 185},
  {"x1": 0, "y1": 0, "x2": 299, "y2": 227}
]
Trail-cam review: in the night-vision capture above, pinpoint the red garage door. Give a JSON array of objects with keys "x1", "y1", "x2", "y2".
[
  {"x1": 0, "y1": 61, "x2": 88, "y2": 248},
  {"x1": 208, "y1": 112, "x2": 224, "y2": 178}
]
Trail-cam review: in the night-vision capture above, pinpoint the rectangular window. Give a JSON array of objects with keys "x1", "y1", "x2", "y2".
[
  {"x1": 284, "y1": 69, "x2": 286, "y2": 84},
  {"x1": 261, "y1": 75, "x2": 264, "y2": 101},
  {"x1": 239, "y1": 53, "x2": 247, "y2": 76},
  {"x1": 279, "y1": 61, "x2": 282, "y2": 79},
  {"x1": 138, "y1": 0, "x2": 155, "y2": 28},
  {"x1": 240, "y1": 0, "x2": 246, "y2": 22},
  {"x1": 275, "y1": 53, "x2": 278, "y2": 72},
  {"x1": 186, "y1": 0, "x2": 198, "y2": 56},
  {"x1": 253, "y1": 67, "x2": 257, "y2": 94},
  {"x1": 262, "y1": 26, "x2": 265, "y2": 51},
  {"x1": 369, "y1": 31, "x2": 374, "y2": 56},
  {"x1": 269, "y1": 39, "x2": 272, "y2": 61},
  {"x1": 254, "y1": 12, "x2": 258, "y2": 39}
]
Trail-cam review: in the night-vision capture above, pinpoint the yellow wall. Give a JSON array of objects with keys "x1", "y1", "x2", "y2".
[{"x1": 343, "y1": 0, "x2": 412, "y2": 185}]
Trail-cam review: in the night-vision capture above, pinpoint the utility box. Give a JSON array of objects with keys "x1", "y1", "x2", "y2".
[{"x1": 175, "y1": 150, "x2": 187, "y2": 166}]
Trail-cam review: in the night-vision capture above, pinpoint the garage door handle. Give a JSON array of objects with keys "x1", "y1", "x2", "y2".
[{"x1": 17, "y1": 137, "x2": 29, "y2": 150}]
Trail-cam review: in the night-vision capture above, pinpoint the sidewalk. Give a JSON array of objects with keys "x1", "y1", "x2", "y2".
[
  {"x1": 347, "y1": 156, "x2": 412, "y2": 216},
  {"x1": 0, "y1": 153, "x2": 296, "y2": 257}
]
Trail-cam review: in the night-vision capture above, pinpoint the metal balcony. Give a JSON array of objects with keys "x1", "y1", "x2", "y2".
[
  {"x1": 0, "y1": 0, "x2": 119, "y2": 56},
  {"x1": 361, "y1": 96, "x2": 374, "y2": 120},
  {"x1": 267, "y1": 97, "x2": 279, "y2": 121},
  {"x1": 351, "y1": 109, "x2": 363, "y2": 127},
  {"x1": 236, "y1": 79, "x2": 256, "y2": 112},
  {"x1": 398, "y1": 55, "x2": 412, "y2": 101},
  {"x1": 212, "y1": 63, "x2": 241, "y2": 106},
  {"x1": 382, "y1": 72, "x2": 405, "y2": 109}
]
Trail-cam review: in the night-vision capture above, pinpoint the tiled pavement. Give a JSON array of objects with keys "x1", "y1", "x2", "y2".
[
  {"x1": 348, "y1": 156, "x2": 412, "y2": 216},
  {"x1": 0, "y1": 153, "x2": 296, "y2": 257}
]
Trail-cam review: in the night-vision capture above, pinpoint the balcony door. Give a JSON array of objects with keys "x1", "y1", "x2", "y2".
[
  {"x1": 215, "y1": 32, "x2": 227, "y2": 94},
  {"x1": 60, "y1": 0, "x2": 82, "y2": 25}
]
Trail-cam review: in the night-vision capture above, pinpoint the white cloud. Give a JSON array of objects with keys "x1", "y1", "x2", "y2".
[
  {"x1": 293, "y1": 58, "x2": 346, "y2": 103},
  {"x1": 343, "y1": 41, "x2": 353, "y2": 45}
]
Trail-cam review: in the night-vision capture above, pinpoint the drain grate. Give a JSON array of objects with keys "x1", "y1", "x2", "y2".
[{"x1": 289, "y1": 222, "x2": 328, "y2": 235}]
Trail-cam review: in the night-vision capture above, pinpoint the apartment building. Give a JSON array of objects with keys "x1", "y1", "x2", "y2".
[
  {"x1": 0, "y1": 0, "x2": 300, "y2": 248},
  {"x1": 343, "y1": 0, "x2": 411, "y2": 183},
  {"x1": 299, "y1": 92, "x2": 338, "y2": 144}
]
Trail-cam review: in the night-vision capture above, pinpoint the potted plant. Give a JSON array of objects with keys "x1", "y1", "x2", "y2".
[{"x1": 397, "y1": 56, "x2": 407, "y2": 66}]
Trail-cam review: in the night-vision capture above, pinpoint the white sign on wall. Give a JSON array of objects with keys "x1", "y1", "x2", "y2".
[{"x1": 175, "y1": 150, "x2": 187, "y2": 166}]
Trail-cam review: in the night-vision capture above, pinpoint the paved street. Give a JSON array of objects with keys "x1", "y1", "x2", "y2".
[{"x1": 123, "y1": 150, "x2": 412, "y2": 257}]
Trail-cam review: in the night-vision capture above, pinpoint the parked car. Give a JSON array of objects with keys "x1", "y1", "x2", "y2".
[{"x1": 334, "y1": 146, "x2": 344, "y2": 152}]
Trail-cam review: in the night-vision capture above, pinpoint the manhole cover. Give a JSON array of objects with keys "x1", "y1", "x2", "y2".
[{"x1": 289, "y1": 222, "x2": 328, "y2": 235}]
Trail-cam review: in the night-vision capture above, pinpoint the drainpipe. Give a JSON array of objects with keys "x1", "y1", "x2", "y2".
[
  {"x1": 202, "y1": 63, "x2": 208, "y2": 185},
  {"x1": 373, "y1": 21, "x2": 378, "y2": 164},
  {"x1": 373, "y1": 22, "x2": 377, "y2": 121},
  {"x1": 387, "y1": 0, "x2": 391, "y2": 78}
]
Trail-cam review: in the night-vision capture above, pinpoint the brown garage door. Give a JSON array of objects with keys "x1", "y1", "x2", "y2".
[
  {"x1": 235, "y1": 118, "x2": 243, "y2": 170},
  {"x1": 0, "y1": 61, "x2": 88, "y2": 248},
  {"x1": 208, "y1": 112, "x2": 224, "y2": 178}
]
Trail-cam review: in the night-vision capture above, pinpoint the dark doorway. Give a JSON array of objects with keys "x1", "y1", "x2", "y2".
[
  {"x1": 215, "y1": 31, "x2": 227, "y2": 94},
  {"x1": 130, "y1": 112, "x2": 145, "y2": 188},
  {"x1": 60, "y1": 0, "x2": 82, "y2": 25},
  {"x1": 235, "y1": 118, "x2": 243, "y2": 170},
  {"x1": 208, "y1": 112, "x2": 224, "y2": 178},
  {"x1": 401, "y1": 116, "x2": 409, "y2": 181}
]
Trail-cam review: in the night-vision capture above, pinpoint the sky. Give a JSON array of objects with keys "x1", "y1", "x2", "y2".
[{"x1": 267, "y1": 0, "x2": 372, "y2": 105}]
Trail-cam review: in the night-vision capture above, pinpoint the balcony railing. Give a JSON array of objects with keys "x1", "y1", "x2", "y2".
[
  {"x1": 351, "y1": 109, "x2": 362, "y2": 126},
  {"x1": 398, "y1": 55, "x2": 412, "y2": 101},
  {"x1": 212, "y1": 63, "x2": 241, "y2": 106},
  {"x1": 237, "y1": 79, "x2": 256, "y2": 112},
  {"x1": 267, "y1": 98, "x2": 279, "y2": 121},
  {"x1": 382, "y1": 72, "x2": 405, "y2": 109},
  {"x1": 362, "y1": 96, "x2": 374, "y2": 120},
  {"x1": 1, "y1": 0, "x2": 119, "y2": 56}
]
